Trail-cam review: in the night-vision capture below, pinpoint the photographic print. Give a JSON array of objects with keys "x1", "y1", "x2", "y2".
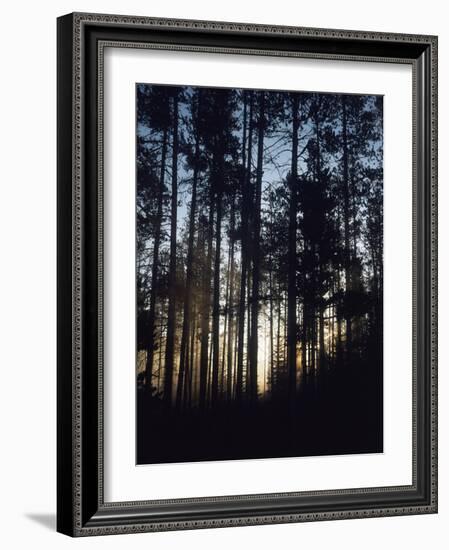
[{"x1": 136, "y1": 83, "x2": 383, "y2": 465}]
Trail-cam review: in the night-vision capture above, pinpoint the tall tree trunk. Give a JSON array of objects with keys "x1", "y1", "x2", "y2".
[
  {"x1": 227, "y1": 196, "x2": 236, "y2": 399},
  {"x1": 157, "y1": 309, "x2": 164, "y2": 393},
  {"x1": 350, "y1": 168, "x2": 362, "y2": 350},
  {"x1": 269, "y1": 266, "x2": 274, "y2": 394},
  {"x1": 164, "y1": 93, "x2": 179, "y2": 405},
  {"x1": 249, "y1": 91, "x2": 265, "y2": 402},
  {"x1": 319, "y1": 306, "x2": 325, "y2": 368},
  {"x1": 315, "y1": 105, "x2": 326, "y2": 370},
  {"x1": 276, "y1": 279, "x2": 282, "y2": 391},
  {"x1": 145, "y1": 127, "x2": 168, "y2": 392},
  {"x1": 211, "y1": 184, "x2": 223, "y2": 403},
  {"x1": 236, "y1": 92, "x2": 252, "y2": 400},
  {"x1": 288, "y1": 93, "x2": 299, "y2": 404},
  {"x1": 284, "y1": 292, "x2": 288, "y2": 374},
  {"x1": 199, "y1": 199, "x2": 215, "y2": 409},
  {"x1": 176, "y1": 100, "x2": 200, "y2": 408},
  {"x1": 301, "y1": 300, "x2": 307, "y2": 375},
  {"x1": 246, "y1": 265, "x2": 252, "y2": 391},
  {"x1": 268, "y1": 194, "x2": 275, "y2": 394},
  {"x1": 335, "y1": 203, "x2": 343, "y2": 364},
  {"x1": 311, "y1": 241, "x2": 317, "y2": 374},
  {"x1": 221, "y1": 251, "x2": 230, "y2": 398},
  {"x1": 207, "y1": 335, "x2": 213, "y2": 401},
  {"x1": 342, "y1": 95, "x2": 352, "y2": 359},
  {"x1": 185, "y1": 309, "x2": 196, "y2": 406},
  {"x1": 233, "y1": 296, "x2": 239, "y2": 396},
  {"x1": 336, "y1": 268, "x2": 343, "y2": 362}
]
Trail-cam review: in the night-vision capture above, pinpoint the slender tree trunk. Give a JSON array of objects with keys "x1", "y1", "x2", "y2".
[
  {"x1": 145, "y1": 127, "x2": 168, "y2": 392},
  {"x1": 183, "y1": 326, "x2": 190, "y2": 407},
  {"x1": 288, "y1": 93, "x2": 299, "y2": 404},
  {"x1": 207, "y1": 336, "x2": 213, "y2": 402},
  {"x1": 193, "y1": 313, "x2": 200, "y2": 404},
  {"x1": 336, "y1": 268, "x2": 343, "y2": 362},
  {"x1": 267, "y1": 193, "x2": 275, "y2": 394},
  {"x1": 284, "y1": 292, "x2": 288, "y2": 375},
  {"x1": 315, "y1": 106, "x2": 326, "y2": 370},
  {"x1": 301, "y1": 300, "x2": 307, "y2": 375},
  {"x1": 335, "y1": 202, "x2": 343, "y2": 364},
  {"x1": 330, "y1": 296, "x2": 335, "y2": 363},
  {"x1": 311, "y1": 242, "x2": 317, "y2": 374},
  {"x1": 227, "y1": 196, "x2": 236, "y2": 399},
  {"x1": 221, "y1": 252, "x2": 230, "y2": 398},
  {"x1": 176, "y1": 100, "x2": 200, "y2": 408},
  {"x1": 157, "y1": 316, "x2": 163, "y2": 393},
  {"x1": 319, "y1": 305, "x2": 325, "y2": 368},
  {"x1": 351, "y1": 175, "x2": 358, "y2": 259},
  {"x1": 164, "y1": 93, "x2": 179, "y2": 405},
  {"x1": 246, "y1": 265, "x2": 252, "y2": 392},
  {"x1": 276, "y1": 279, "x2": 282, "y2": 392},
  {"x1": 211, "y1": 183, "x2": 223, "y2": 403},
  {"x1": 236, "y1": 92, "x2": 252, "y2": 400},
  {"x1": 186, "y1": 310, "x2": 196, "y2": 406},
  {"x1": 199, "y1": 200, "x2": 214, "y2": 409},
  {"x1": 350, "y1": 168, "x2": 363, "y2": 350},
  {"x1": 269, "y1": 267, "x2": 274, "y2": 394},
  {"x1": 342, "y1": 95, "x2": 352, "y2": 359},
  {"x1": 232, "y1": 297, "x2": 239, "y2": 398},
  {"x1": 249, "y1": 91, "x2": 265, "y2": 402}
]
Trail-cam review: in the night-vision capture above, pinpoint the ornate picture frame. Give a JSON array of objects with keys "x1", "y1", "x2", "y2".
[{"x1": 57, "y1": 12, "x2": 437, "y2": 536}]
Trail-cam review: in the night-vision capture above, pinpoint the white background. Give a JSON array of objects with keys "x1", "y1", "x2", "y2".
[
  {"x1": 104, "y1": 49, "x2": 412, "y2": 501},
  {"x1": 0, "y1": 0, "x2": 446, "y2": 548}
]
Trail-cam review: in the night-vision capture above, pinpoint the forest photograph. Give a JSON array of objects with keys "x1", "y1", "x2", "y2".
[{"x1": 136, "y1": 83, "x2": 384, "y2": 465}]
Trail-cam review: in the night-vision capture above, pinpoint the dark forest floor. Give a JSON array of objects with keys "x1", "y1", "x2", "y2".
[{"x1": 137, "y1": 360, "x2": 383, "y2": 465}]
